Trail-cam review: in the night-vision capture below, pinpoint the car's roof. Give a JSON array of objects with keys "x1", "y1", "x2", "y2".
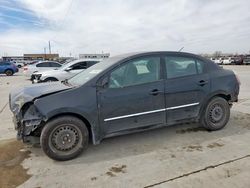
[
  {"x1": 104, "y1": 51, "x2": 210, "y2": 66},
  {"x1": 37, "y1": 60, "x2": 59, "y2": 63},
  {"x1": 111, "y1": 51, "x2": 209, "y2": 59},
  {"x1": 62, "y1": 58, "x2": 102, "y2": 67}
]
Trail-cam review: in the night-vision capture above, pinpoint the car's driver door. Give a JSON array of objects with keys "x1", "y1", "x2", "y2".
[{"x1": 97, "y1": 56, "x2": 166, "y2": 135}]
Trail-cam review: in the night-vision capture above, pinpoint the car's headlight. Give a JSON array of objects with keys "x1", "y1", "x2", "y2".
[{"x1": 34, "y1": 74, "x2": 42, "y2": 80}]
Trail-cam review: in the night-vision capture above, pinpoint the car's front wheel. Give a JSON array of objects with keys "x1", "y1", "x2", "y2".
[
  {"x1": 5, "y1": 69, "x2": 13, "y2": 76},
  {"x1": 40, "y1": 116, "x2": 89, "y2": 161},
  {"x1": 200, "y1": 97, "x2": 230, "y2": 131}
]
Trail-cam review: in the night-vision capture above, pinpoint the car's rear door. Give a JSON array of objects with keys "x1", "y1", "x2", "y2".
[
  {"x1": 164, "y1": 55, "x2": 210, "y2": 125},
  {"x1": 98, "y1": 55, "x2": 166, "y2": 134}
]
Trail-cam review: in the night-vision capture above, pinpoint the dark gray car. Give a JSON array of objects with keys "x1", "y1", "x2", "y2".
[{"x1": 9, "y1": 52, "x2": 240, "y2": 160}]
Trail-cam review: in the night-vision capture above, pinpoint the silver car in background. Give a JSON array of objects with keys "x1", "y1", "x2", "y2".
[
  {"x1": 32, "y1": 59, "x2": 101, "y2": 83},
  {"x1": 23, "y1": 61, "x2": 62, "y2": 77}
]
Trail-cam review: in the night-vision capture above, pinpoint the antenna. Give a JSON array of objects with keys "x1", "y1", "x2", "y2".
[{"x1": 178, "y1": 47, "x2": 184, "y2": 52}]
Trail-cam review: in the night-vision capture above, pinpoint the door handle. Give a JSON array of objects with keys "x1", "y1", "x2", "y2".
[
  {"x1": 149, "y1": 89, "x2": 162, "y2": 96},
  {"x1": 197, "y1": 80, "x2": 208, "y2": 86}
]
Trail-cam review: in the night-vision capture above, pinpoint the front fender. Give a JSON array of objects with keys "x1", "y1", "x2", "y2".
[{"x1": 33, "y1": 86, "x2": 102, "y2": 144}]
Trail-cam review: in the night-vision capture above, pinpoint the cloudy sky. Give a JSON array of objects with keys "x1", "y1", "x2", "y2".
[{"x1": 0, "y1": 0, "x2": 250, "y2": 57}]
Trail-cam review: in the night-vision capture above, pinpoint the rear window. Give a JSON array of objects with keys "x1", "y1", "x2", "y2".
[
  {"x1": 36, "y1": 62, "x2": 50, "y2": 67},
  {"x1": 49, "y1": 62, "x2": 61, "y2": 67}
]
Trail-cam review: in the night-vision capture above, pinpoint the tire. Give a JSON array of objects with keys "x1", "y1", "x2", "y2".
[
  {"x1": 5, "y1": 69, "x2": 13, "y2": 76},
  {"x1": 17, "y1": 65, "x2": 22, "y2": 68},
  {"x1": 40, "y1": 116, "x2": 89, "y2": 161},
  {"x1": 200, "y1": 97, "x2": 230, "y2": 131},
  {"x1": 44, "y1": 77, "x2": 58, "y2": 82}
]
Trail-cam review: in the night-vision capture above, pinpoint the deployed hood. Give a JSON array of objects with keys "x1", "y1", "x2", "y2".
[{"x1": 9, "y1": 82, "x2": 73, "y2": 114}]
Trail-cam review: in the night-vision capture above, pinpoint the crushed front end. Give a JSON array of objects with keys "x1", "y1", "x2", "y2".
[{"x1": 9, "y1": 95, "x2": 44, "y2": 144}]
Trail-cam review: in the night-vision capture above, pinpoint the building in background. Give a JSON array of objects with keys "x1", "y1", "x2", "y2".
[
  {"x1": 23, "y1": 53, "x2": 59, "y2": 60},
  {"x1": 2, "y1": 56, "x2": 24, "y2": 62},
  {"x1": 79, "y1": 53, "x2": 110, "y2": 59},
  {"x1": 2, "y1": 54, "x2": 59, "y2": 62}
]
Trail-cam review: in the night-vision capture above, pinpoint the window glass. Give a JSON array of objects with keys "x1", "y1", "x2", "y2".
[
  {"x1": 109, "y1": 57, "x2": 160, "y2": 88},
  {"x1": 196, "y1": 60, "x2": 204, "y2": 74},
  {"x1": 165, "y1": 56, "x2": 199, "y2": 79},
  {"x1": 70, "y1": 62, "x2": 87, "y2": 70},
  {"x1": 50, "y1": 62, "x2": 61, "y2": 67},
  {"x1": 87, "y1": 61, "x2": 99, "y2": 67},
  {"x1": 36, "y1": 62, "x2": 50, "y2": 67}
]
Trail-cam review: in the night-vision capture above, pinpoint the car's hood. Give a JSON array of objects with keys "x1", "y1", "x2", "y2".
[{"x1": 9, "y1": 82, "x2": 73, "y2": 114}]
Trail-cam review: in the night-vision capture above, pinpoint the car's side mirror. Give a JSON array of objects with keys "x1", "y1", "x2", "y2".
[
  {"x1": 65, "y1": 67, "x2": 72, "y2": 72},
  {"x1": 97, "y1": 76, "x2": 109, "y2": 88}
]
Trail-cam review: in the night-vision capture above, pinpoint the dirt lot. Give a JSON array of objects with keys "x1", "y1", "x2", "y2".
[{"x1": 0, "y1": 66, "x2": 250, "y2": 188}]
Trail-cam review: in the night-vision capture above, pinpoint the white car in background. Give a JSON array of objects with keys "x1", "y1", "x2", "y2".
[
  {"x1": 23, "y1": 61, "x2": 62, "y2": 77},
  {"x1": 11, "y1": 61, "x2": 24, "y2": 68},
  {"x1": 220, "y1": 57, "x2": 232, "y2": 65},
  {"x1": 211, "y1": 58, "x2": 221, "y2": 64},
  {"x1": 31, "y1": 59, "x2": 101, "y2": 83}
]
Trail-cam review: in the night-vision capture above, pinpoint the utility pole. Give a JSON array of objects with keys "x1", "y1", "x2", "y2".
[
  {"x1": 48, "y1": 41, "x2": 51, "y2": 54},
  {"x1": 44, "y1": 47, "x2": 47, "y2": 60}
]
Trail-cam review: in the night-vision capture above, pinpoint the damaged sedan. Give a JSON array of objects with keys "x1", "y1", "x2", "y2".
[{"x1": 9, "y1": 52, "x2": 240, "y2": 161}]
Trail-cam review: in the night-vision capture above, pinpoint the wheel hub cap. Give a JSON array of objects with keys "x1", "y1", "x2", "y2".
[
  {"x1": 210, "y1": 105, "x2": 223, "y2": 123},
  {"x1": 51, "y1": 126, "x2": 79, "y2": 151}
]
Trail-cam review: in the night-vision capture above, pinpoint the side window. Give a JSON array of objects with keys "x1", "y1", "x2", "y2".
[
  {"x1": 109, "y1": 57, "x2": 160, "y2": 88},
  {"x1": 86, "y1": 61, "x2": 98, "y2": 68},
  {"x1": 71, "y1": 62, "x2": 87, "y2": 70},
  {"x1": 196, "y1": 60, "x2": 204, "y2": 74},
  {"x1": 50, "y1": 62, "x2": 61, "y2": 67},
  {"x1": 165, "y1": 56, "x2": 204, "y2": 79},
  {"x1": 36, "y1": 62, "x2": 50, "y2": 67}
]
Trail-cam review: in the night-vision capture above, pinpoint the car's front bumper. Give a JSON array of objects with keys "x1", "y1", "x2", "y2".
[{"x1": 13, "y1": 115, "x2": 42, "y2": 143}]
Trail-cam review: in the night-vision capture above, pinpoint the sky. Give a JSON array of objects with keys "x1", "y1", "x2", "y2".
[{"x1": 0, "y1": 0, "x2": 250, "y2": 57}]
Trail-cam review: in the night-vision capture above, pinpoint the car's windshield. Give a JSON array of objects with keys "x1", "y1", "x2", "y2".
[
  {"x1": 58, "y1": 60, "x2": 78, "y2": 70},
  {"x1": 68, "y1": 57, "x2": 117, "y2": 86}
]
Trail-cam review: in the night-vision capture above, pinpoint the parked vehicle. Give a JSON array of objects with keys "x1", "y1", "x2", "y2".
[
  {"x1": 244, "y1": 55, "x2": 250, "y2": 65},
  {"x1": 31, "y1": 59, "x2": 101, "y2": 83},
  {"x1": 24, "y1": 60, "x2": 39, "y2": 65},
  {"x1": 210, "y1": 58, "x2": 221, "y2": 64},
  {"x1": 0, "y1": 62, "x2": 19, "y2": 76},
  {"x1": 11, "y1": 61, "x2": 24, "y2": 68},
  {"x1": 23, "y1": 61, "x2": 62, "y2": 77},
  {"x1": 230, "y1": 56, "x2": 244, "y2": 65},
  {"x1": 9, "y1": 51, "x2": 240, "y2": 160},
  {"x1": 220, "y1": 57, "x2": 232, "y2": 65}
]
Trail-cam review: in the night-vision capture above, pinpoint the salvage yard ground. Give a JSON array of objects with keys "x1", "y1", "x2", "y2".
[{"x1": 0, "y1": 65, "x2": 250, "y2": 188}]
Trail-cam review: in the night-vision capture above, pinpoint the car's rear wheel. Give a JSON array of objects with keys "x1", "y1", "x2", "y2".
[
  {"x1": 44, "y1": 77, "x2": 58, "y2": 82},
  {"x1": 17, "y1": 65, "x2": 22, "y2": 68},
  {"x1": 5, "y1": 69, "x2": 13, "y2": 76},
  {"x1": 200, "y1": 97, "x2": 230, "y2": 131},
  {"x1": 40, "y1": 116, "x2": 89, "y2": 161}
]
